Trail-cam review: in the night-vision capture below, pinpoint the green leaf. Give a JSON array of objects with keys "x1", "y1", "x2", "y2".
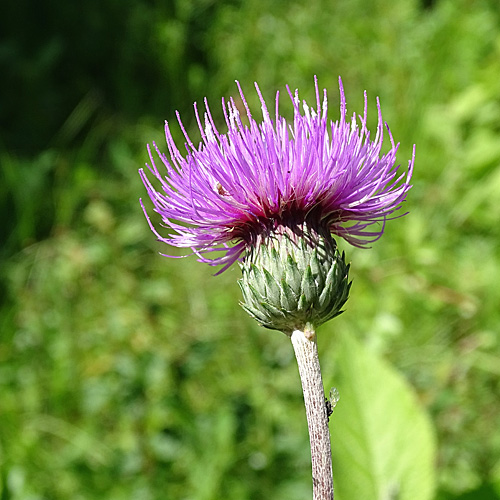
[{"x1": 330, "y1": 333, "x2": 437, "y2": 500}]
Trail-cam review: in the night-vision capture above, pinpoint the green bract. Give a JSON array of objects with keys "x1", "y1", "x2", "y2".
[{"x1": 238, "y1": 225, "x2": 351, "y2": 334}]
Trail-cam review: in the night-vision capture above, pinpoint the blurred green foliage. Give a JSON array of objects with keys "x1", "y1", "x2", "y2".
[{"x1": 1, "y1": 0, "x2": 500, "y2": 498}]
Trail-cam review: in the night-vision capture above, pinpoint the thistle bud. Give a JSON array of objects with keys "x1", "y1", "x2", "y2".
[{"x1": 238, "y1": 224, "x2": 351, "y2": 334}]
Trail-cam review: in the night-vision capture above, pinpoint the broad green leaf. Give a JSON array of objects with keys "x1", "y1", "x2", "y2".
[{"x1": 330, "y1": 333, "x2": 436, "y2": 500}]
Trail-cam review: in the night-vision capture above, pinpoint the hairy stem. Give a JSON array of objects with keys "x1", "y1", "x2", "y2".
[{"x1": 291, "y1": 327, "x2": 334, "y2": 500}]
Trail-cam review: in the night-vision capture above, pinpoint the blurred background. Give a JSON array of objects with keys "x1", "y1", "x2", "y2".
[{"x1": 1, "y1": 0, "x2": 500, "y2": 498}]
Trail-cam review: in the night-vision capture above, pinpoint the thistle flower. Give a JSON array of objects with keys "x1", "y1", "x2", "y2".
[
  {"x1": 140, "y1": 77, "x2": 414, "y2": 332},
  {"x1": 140, "y1": 79, "x2": 415, "y2": 500}
]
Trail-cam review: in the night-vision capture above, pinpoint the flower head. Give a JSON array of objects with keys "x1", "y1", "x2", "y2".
[{"x1": 140, "y1": 77, "x2": 414, "y2": 273}]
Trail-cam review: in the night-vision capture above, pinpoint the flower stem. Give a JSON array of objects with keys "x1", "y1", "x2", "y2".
[{"x1": 291, "y1": 327, "x2": 334, "y2": 500}]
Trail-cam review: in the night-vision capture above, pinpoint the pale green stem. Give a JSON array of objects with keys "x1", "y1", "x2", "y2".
[{"x1": 291, "y1": 327, "x2": 334, "y2": 500}]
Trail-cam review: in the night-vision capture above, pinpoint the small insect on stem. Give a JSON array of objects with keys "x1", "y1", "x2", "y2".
[
  {"x1": 325, "y1": 387, "x2": 340, "y2": 421},
  {"x1": 325, "y1": 398, "x2": 333, "y2": 419}
]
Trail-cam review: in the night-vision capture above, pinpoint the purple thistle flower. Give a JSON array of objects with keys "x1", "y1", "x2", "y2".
[{"x1": 139, "y1": 77, "x2": 414, "y2": 273}]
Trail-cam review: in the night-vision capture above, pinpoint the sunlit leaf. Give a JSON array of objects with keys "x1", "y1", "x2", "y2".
[{"x1": 331, "y1": 333, "x2": 436, "y2": 500}]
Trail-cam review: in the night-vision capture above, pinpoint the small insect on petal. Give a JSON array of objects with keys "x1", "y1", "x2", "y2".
[{"x1": 215, "y1": 181, "x2": 229, "y2": 196}]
